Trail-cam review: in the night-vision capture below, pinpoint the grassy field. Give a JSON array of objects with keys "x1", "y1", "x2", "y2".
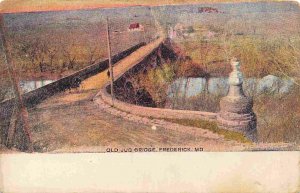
[{"x1": 0, "y1": 0, "x2": 290, "y2": 13}]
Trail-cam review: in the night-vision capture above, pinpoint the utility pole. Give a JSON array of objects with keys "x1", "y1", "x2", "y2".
[
  {"x1": 142, "y1": 26, "x2": 147, "y2": 44},
  {"x1": 106, "y1": 17, "x2": 114, "y2": 106},
  {"x1": 0, "y1": 14, "x2": 33, "y2": 152}
]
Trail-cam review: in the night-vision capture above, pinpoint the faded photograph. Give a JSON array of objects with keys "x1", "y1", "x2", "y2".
[{"x1": 0, "y1": 1, "x2": 299, "y2": 153}]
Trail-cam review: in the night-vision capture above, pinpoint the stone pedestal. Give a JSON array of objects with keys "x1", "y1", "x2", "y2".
[{"x1": 217, "y1": 59, "x2": 257, "y2": 141}]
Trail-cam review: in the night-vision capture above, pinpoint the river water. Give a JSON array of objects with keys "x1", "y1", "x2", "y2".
[
  {"x1": 20, "y1": 80, "x2": 55, "y2": 93},
  {"x1": 167, "y1": 75, "x2": 295, "y2": 98}
]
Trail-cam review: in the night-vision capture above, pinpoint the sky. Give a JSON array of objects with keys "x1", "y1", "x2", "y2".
[{"x1": 0, "y1": 0, "x2": 298, "y2": 13}]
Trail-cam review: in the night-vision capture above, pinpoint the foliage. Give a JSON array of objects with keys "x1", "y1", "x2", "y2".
[
  {"x1": 137, "y1": 63, "x2": 176, "y2": 107},
  {"x1": 175, "y1": 59, "x2": 208, "y2": 77},
  {"x1": 180, "y1": 34, "x2": 300, "y2": 78},
  {"x1": 254, "y1": 87, "x2": 300, "y2": 143},
  {"x1": 226, "y1": 36, "x2": 299, "y2": 78},
  {"x1": 6, "y1": 25, "x2": 106, "y2": 75}
]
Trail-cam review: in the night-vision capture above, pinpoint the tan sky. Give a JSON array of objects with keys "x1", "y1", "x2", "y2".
[{"x1": 0, "y1": 0, "x2": 295, "y2": 13}]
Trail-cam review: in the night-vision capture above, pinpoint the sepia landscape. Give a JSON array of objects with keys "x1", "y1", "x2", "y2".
[{"x1": 0, "y1": 1, "x2": 299, "y2": 153}]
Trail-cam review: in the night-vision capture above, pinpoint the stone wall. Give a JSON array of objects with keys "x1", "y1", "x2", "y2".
[{"x1": 99, "y1": 87, "x2": 217, "y2": 121}]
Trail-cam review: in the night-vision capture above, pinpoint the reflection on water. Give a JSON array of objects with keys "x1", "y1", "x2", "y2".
[
  {"x1": 165, "y1": 75, "x2": 295, "y2": 112},
  {"x1": 20, "y1": 80, "x2": 55, "y2": 93},
  {"x1": 168, "y1": 75, "x2": 295, "y2": 98},
  {"x1": 0, "y1": 79, "x2": 56, "y2": 102}
]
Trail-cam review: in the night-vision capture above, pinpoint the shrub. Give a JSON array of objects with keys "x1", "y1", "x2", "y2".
[
  {"x1": 137, "y1": 63, "x2": 176, "y2": 107},
  {"x1": 180, "y1": 34, "x2": 300, "y2": 78},
  {"x1": 254, "y1": 87, "x2": 300, "y2": 143}
]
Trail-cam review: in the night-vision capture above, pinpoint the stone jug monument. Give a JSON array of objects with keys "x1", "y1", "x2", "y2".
[{"x1": 217, "y1": 58, "x2": 257, "y2": 141}]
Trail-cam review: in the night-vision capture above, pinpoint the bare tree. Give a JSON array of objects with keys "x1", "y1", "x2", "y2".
[
  {"x1": 86, "y1": 44, "x2": 100, "y2": 65},
  {"x1": 62, "y1": 41, "x2": 77, "y2": 70},
  {"x1": 46, "y1": 41, "x2": 58, "y2": 71}
]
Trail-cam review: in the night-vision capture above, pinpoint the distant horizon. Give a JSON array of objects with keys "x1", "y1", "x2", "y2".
[{"x1": 0, "y1": 0, "x2": 298, "y2": 14}]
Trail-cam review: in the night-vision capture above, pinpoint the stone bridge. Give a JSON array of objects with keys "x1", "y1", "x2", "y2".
[{"x1": 0, "y1": 37, "x2": 295, "y2": 152}]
